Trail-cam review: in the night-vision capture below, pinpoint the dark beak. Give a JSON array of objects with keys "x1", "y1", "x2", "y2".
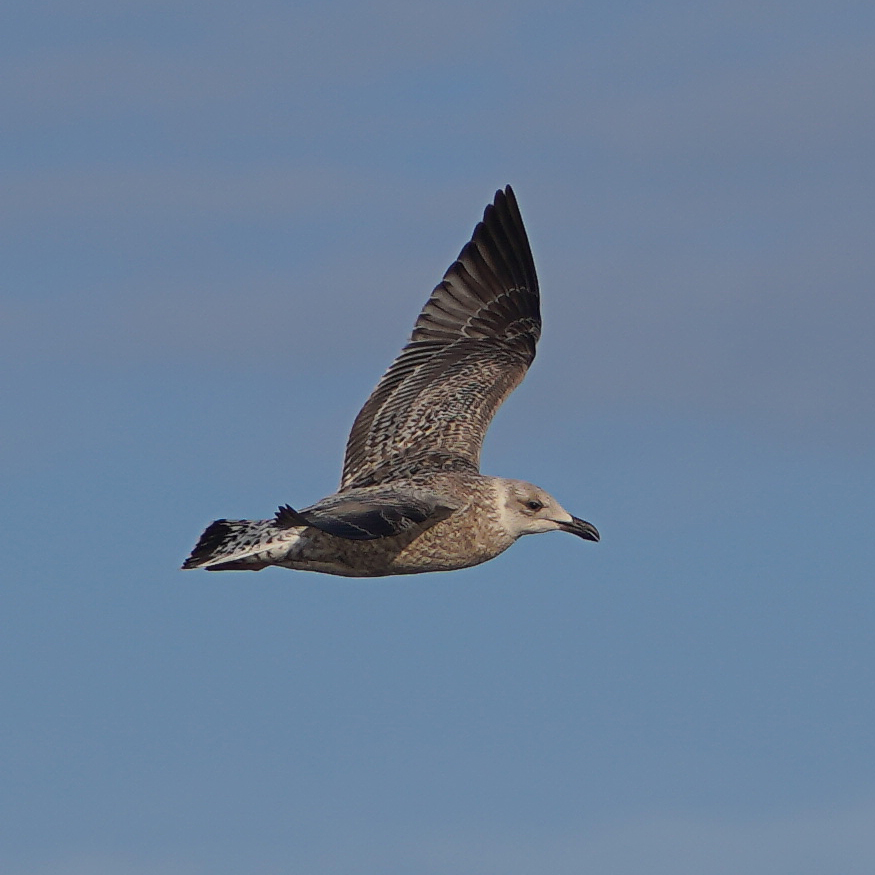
[{"x1": 558, "y1": 516, "x2": 600, "y2": 542}]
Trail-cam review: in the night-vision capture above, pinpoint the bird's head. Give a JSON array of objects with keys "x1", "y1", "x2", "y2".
[{"x1": 497, "y1": 479, "x2": 599, "y2": 542}]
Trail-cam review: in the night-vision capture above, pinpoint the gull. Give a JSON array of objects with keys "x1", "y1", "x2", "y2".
[{"x1": 182, "y1": 186, "x2": 599, "y2": 576}]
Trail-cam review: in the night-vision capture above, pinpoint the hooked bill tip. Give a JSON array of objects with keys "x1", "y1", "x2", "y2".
[{"x1": 560, "y1": 516, "x2": 600, "y2": 542}]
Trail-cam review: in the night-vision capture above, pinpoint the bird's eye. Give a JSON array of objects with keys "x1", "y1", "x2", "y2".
[{"x1": 525, "y1": 499, "x2": 544, "y2": 511}]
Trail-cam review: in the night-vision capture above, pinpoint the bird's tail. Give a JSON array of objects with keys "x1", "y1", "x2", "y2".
[{"x1": 181, "y1": 518, "x2": 286, "y2": 571}]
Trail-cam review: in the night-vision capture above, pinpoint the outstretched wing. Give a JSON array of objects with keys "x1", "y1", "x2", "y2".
[
  {"x1": 276, "y1": 488, "x2": 461, "y2": 540},
  {"x1": 340, "y1": 186, "x2": 540, "y2": 490}
]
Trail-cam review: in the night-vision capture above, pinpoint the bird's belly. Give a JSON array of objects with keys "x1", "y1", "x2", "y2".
[{"x1": 273, "y1": 519, "x2": 515, "y2": 577}]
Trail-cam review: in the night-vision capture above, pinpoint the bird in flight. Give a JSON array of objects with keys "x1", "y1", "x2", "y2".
[{"x1": 183, "y1": 186, "x2": 599, "y2": 576}]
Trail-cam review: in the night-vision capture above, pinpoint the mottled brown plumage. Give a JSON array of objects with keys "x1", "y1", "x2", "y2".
[
  {"x1": 182, "y1": 187, "x2": 598, "y2": 577},
  {"x1": 340, "y1": 186, "x2": 540, "y2": 490}
]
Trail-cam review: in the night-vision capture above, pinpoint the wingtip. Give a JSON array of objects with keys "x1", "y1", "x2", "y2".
[
  {"x1": 496, "y1": 184, "x2": 516, "y2": 207},
  {"x1": 487, "y1": 185, "x2": 524, "y2": 233}
]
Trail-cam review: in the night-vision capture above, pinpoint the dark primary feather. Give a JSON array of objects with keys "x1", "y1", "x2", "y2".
[
  {"x1": 341, "y1": 186, "x2": 540, "y2": 490},
  {"x1": 277, "y1": 489, "x2": 461, "y2": 540}
]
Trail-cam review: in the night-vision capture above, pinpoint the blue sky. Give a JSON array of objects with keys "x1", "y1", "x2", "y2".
[{"x1": 3, "y1": 1, "x2": 874, "y2": 873}]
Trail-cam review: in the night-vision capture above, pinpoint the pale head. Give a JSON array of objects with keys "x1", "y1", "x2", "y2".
[{"x1": 495, "y1": 479, "x2": 599, "y2": 542}]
